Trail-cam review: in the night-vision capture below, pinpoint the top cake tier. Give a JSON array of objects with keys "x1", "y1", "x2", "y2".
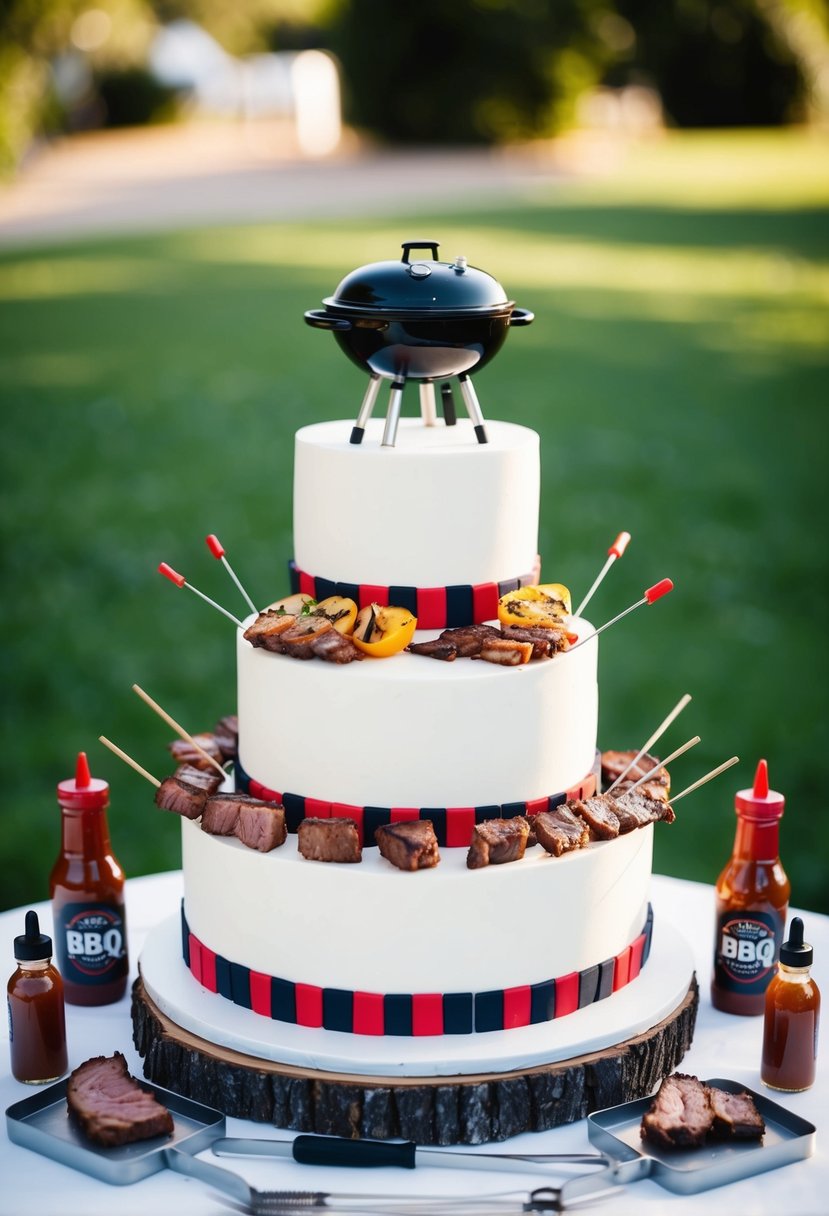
[{"x1": 292, "y1": 418, "x2": 540, "y2": 592}]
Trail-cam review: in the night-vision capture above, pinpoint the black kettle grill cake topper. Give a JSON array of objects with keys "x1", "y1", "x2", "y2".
[{"x1": 304, "y1": 239, "x2": 534, "y2": 448}]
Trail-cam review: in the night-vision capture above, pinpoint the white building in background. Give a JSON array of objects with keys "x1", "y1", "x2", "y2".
[{"x1": 148, "y1": 20, "x2": 342, "y2": 157}]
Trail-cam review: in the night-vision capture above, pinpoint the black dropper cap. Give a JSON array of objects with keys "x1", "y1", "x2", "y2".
[
  {"x1": 779, "y1": 916, "x2": 813, "y2": 968},
  {"x1": 14, "y1": 910, "x2": 53, "y2": 961}
]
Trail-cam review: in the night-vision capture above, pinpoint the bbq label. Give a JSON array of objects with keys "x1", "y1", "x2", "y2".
[
  {"x1": 714, "y1": 910, "x2": 782, "y2": 994},
  {"x1": 54, "y1": 903, "x2": 128, "y2": 986}
]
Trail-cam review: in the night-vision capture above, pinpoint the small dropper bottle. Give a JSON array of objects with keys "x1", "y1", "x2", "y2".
[
  {"x1": 7, "y1": 910, "x2": 69, "y2": 1083},
  {"x1": 762, "y1": 916, "x2": 820, "y2": 1091}
]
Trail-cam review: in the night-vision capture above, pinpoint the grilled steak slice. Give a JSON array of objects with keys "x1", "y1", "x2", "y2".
[
  {"x1": 201, "y1": 791, "x2": 252, "y2": 836},
  {"x1": 478, "y1": 637, "x2": 533, "y2": 666},
  {"x1": 310, "y1": 629, "x2": 363, "y2": 663},
  {"x1": 243, "y1": 609, "x2": 298, "y2": 651},
  {"x1": 467, "y1": 817, "x2": 530, "y2": 869},
  {"x1": 155, "y1": 775, "x2": 208, "y2": 820},
  {"x1": 709, "y1": 1087, "x2": 765, "y2": 1140},
  {"x1": 375, "y1": 820, "x2": 440, "y2": 871},
  {"x1": 173, "y1": 764, "x2": 223, "y2": 794},
  {"x1": 213, "y1": 714, "x2": 239, "y2": 759},
  {"x1": 533, "y1": 806, "x2": 590, "y2": 856},
  {"x1": 408, "y1": 638, "x2": 458, "y2": 661},
  {"x1": 614, "y1": 790, "x2": 676, "y2": 832},
  {"x1": 168, "y1": 734, "x2": 223, "y2": 771},
  {"x1": 235, "y1": 800, "x2": 287, "y2": 852},
  {"x1": 615, "y1": 778, "x2": 669, "y2": 803},
  {"x1": 500, "y1": 624, "x2": 570, "y2": 658},
  {"x1": 641, "y1": 1074, "x2": 713, "y2": 1149},
  {"x1": 67, "y1": 1052, "x2": 173, "y2": 1147},
  {"x1": 601, "y1": 749, "x2": 669, "y2": 792},
  {"x1": 571, "y1": 794, "x2": 621, "y2": 840},
  {"x1": 298, "y1": 817, "x2": 362, "y2": 863},
  {"x1": 280, "y1": 615, "x2": 334, "y2": 648},
  {"x1": 443, "y1": 624, "x2": 500, "y2": 657}
]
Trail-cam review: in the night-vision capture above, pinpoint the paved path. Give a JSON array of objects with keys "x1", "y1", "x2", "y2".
[{"x1": 0, "y1": 121, "x2": 576, "y2": 248}]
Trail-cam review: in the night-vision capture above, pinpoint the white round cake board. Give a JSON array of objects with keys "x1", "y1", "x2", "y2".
[{"x1": 140, "y1": 910, "x2": 695, "y2": 1078}]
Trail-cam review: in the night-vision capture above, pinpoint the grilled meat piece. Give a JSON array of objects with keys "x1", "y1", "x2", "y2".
[
  {"x1": 243, "y1": 609, "x2": 298, "y2": 651},
  {"x1": 155, "y1": 775, "x2": 208, "y2": 820},
  {"x1": 614, "y1": 790, "x2": 676, "y2": 832},
  {"x1": 310, "y1": 629, "x2": 363, "y2": 663},
  {"x1": 213, "y1": 714, "x2": 239, "y2": 759},
  {"x1": 533, "y1": 805, "x2": 590, "y2": 857},
  {"x1": 601, "y1": 749, "x2": 669, "y2": 792},
  {"x1": 570, "y1": 794, "x2": 621, "y2": 840},
  {"x1": 235, "y1": 800, "x2": 286, "y2": 852},
  {"x1": 168, "y1": 734, "x2": 223, "y2": 771},
  {"x1": 443, "y1": 624, "x2": 500, "y2": 658},
  {"x1": 173, "y1": 764, "x2": 224, "y2": 794},
  {"x1": 67, "y1": 1053, "x2": 173, "y2": 1147},
  {"x1": 500, "y1": 624, "x2": 570, "y2": 658},
  {"x1": 709, "y1": 1087, "x2": 765, "y2": 1140},
  {"x1": 408, "y1": 638, "x2": 458, "y2": 661},
  {"x1": 201, "y1": 792, "x2": 245, "y2": 835},
  {"x1": 280, "y1": 615, "x2": 334, "y2": 647},
  {"x1": 298, "y1": 817, "x2": 362, "y2": 863},
  {"x1": 467, "y1": 817, "x2": 530, "y2": 869},
  {"x1": 641, "y1": 1074, "x2": 713, "y2": 1149},
  {"x1": 478, "y1": 637, "x2": 533, "y2": 666},
  {"x1": 615, "y1": 778, "x2": 669, "y2": 803},
  {"x1": 375, "y1": 820, "x2": 440, "y2": 871}
]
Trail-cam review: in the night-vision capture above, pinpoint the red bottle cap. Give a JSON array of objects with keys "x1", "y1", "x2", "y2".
[
  {"x1": 57, "y1": 751, "x2": 109, "y2": 809},
  {"x1": 735, "y1": 758, "x2": 784, "y2": 821}
]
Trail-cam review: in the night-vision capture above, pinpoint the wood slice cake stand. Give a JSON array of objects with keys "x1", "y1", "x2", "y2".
[{"x1": 132, "y1": 914, "x2": 699, "y2": 1145}]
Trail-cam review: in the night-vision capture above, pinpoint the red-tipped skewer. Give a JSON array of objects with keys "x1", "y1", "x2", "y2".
[
  {"x1": 206, "y1": 534, "x2": 257, "y2": 617},
  {"x1": 570, "y1": 577, "x2": 673, "y2": 651},
  {"x1": 574, "y1": 531, "x2": 631, "y2": 618},
  {"x1": 159, "y1": 562, "x2": 244, "y2": 628}
]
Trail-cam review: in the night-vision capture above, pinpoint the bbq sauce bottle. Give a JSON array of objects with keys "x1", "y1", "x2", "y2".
[
  {"x1": 711, "y1": 759, "x2": 789, "y2": 1015},
  {"x1": 762, "y1": 917, "x2": 820, "y2": 1091},
  {"x1": 7, "y1": 910, "x2": 68, "y2": 1083},
  {"x1": 49, "y1": 752, "x2": 128, "y2": 1006}
]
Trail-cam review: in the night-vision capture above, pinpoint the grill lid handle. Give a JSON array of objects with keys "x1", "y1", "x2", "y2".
[{"x1": 401, "y1": 240, "x2": 440, "y2": 264}]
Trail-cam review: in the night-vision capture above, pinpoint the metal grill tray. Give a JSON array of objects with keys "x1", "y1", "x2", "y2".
[{"x1": 585, "y1": 1076, "x2": 816, "y2": 1197}]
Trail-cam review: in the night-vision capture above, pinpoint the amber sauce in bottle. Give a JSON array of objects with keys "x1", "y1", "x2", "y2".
[
  {"x1": 7, "y1": 911, "x2": 68, "y2": 1083},
  {"x1": 711, "y1": 759, "x2": 790, "y2": 1015},
  {"x1": 49, "y1": 753, "x2": 128, "y2": 1006},
  {"x1": 762, "y1": 917, "x2": 821, "y2": 1091}
]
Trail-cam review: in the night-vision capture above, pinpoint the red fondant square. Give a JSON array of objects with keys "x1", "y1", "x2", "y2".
[
  {"x1": 199, "y1": 944, "x2": 217, "y2": 993},
  {"x1": 250, "y1": 970, "x2": 271, "y2": 1016},
  {"x1": 359, "y1": 584, "x2": 389, "y2": 609},
  {"x1": 353, "y1": 991, "x2": 385, "y2": 1035},
  {"x1": 613, "y1": 945, "x2": 632, "y2": 992},
  {"x1": 629, "y1": 934, "x2": 646, "y2": 981},
  {"x1": 582, "y1": 772, "x2": 597, "y2": 798},
  {"x1": 188, "y1": 935, "x2": 202, "y2": 985},
  {"x1": 390, "y1": 807, "x2": 419, "y2": 823},
  {"x1": 503, "y1": 985, "x2": 532, "y2": 1029},
  {"x1": 305, "y1": 798, "x2": 332, "y2": 819},
  {"x1": 412, "y1": 993, "x2": 444, "y2": 1036},
  {"x1": 472, "y1": 583, "x2": 499, "y2": 623},
  {"x1": 555, "y1": 972, "x2": 579, "y2": 1018},
  {"x1": 296, "y1": 983, "x2": 323, "y2": 1027},
  {"x1": 251, "y1": 777, "x2": 282, "y2": 804},
  {"x1": 331, "y1": 802, "x2": 364, "y2": 847},
  {"x1": 298, "y1": 570, "x2": 316, "y2": 596},
  {"x1": 525, "y1": 797, "x2": 549, "y2": 818},
  {"x1": 446, "y1": 807, "x2": 476, "y2": 847},
  {"x1": 417, "y1": 586, "x2": 447, "y2": 630}
]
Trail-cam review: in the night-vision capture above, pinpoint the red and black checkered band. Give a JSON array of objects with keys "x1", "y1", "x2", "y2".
[{"x1": 288, "y1": 558, "x2": 542, "y2": 629}]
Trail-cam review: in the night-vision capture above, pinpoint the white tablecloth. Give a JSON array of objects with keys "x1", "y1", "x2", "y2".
[{"x1": 1, "y1": 872, "x2": 825, "y2": 1216}]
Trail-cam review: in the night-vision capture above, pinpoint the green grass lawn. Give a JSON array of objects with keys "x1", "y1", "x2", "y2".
[{"x1": 1, "y1": 130, "x2": 827, "y2": 916}]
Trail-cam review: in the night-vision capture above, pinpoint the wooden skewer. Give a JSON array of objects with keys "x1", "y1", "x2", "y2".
[
  {"x1": 606, "y1": 693, "x2": 692, "y2": 793},
  {"x1": 132, "y1": 684, "x2": 226, "y2": 778},
  {"x1": 622, "y1": 736, "x2": 701, "y2": 796},
  {"x1": 670, "y1": 756, "x2": 740, "y2": 805},
  {"x1": 98, "y1": 735, "x2": 160, "y2": 788}
]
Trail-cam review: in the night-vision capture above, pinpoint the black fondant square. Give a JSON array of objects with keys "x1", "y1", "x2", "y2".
[
  {"x1": 446, "y1": 585, "x2": 473, "y2": 628},
  {"x1": 443, "y1": 992, "x2": 473, "y2": 1035},
  {"x1": 315, "y1": 576, "x2": 337, "y2": 602},
  {"x1": 272, "y1": 977, "x2": 296, "y2": 1024},
  {"x1": 501, "y1": 801, "x2": 527, "y2": 819},
  {"x1": 548, "y1": 791, "x2": 566, "y2": 809},
  {"x1": 336, "y1": 581, "x2": 360, "y2": 605},
  {"x1": 364, "y1": 806, "x2": 391, "y2": 846},
  {"x1": 288, "y1": 560, "x2": 299, "y2": 593},
  {"x1": 389, "y1": 585, "x2": 418, "y2": 616},
  {"x1": 497, "y1": 577, "x2": 520, "y2": 596},
  {"x1": 643, "y1": 905, "x2": 654, "y2": 965},
  {"x1": 475, "y1": 805, "x2": 500, "y2": 824},
  {"x1": 282, "y1": 791, "x2": 306, "y2": 832},
  {"x1": 475, "y1": 989, "x2": 504, "y2": 1033},
  {"x1": 384, "y1": 994, "x2": 413, "y2": 1036},
  {"x1": 215, "y1": 955, "x2": 233, "y2": 1000},
  {"x1": 530, "y1": 979, "x2": 556, "y2": 1023},
  {"x1": 578, "y1": 965, "x2": 600, "y2": 1008},
  {"x1": 420, "y1": 808, "x2": 446, "y2": 847},
  {"x1": 596, "y1": 959, "x2": 615, "y2": 1002},
  {"x1": 180, "y1": 901, "x2": 190, "y2": 966},
  {"x1": 230, "y1": 962, "x2": 252, "y2": 1009},
  {"x1": 323, "y1": 988, "x2": 354, "y2": 1033}
]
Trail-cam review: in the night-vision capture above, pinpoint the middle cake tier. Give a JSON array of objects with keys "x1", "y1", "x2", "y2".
[{"x1": 237, "y1": 619, "x2": 598, "y2": 812}]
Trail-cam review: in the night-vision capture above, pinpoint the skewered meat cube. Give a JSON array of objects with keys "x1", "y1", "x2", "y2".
[
  {"x1": 614, "y1": 790, "x2": 676, "y2": 831},
  {"x1": 243, "y1": 609, "x2": 298, "y2": 651},
  {"x1": 201, "y1": 792, "x2": 245, "y2": 836},
  {"x1": 298, "y1": 817, "x2": 362, "y2": 863},
  {"x1": 478, "y1": 637, "x2": 533, "y2": 666},
  {"x1": 467, "y1": 817, "x2": 530, "y2": 869},
  {"x1": 235, "y1": 800, "x2": 286, "y2": 852},
  {"x1": 310, "y1": 629, "x2": 363, "y2": 663},
  {"x1": 615, "y1": 778, "x2": 669, "y2": 803},
  {"x1": 375, "y1": 820, "x2": 440, "y2": 871},
  {"x1": 641, "y1": 1074, "x2": 713, "y2": 1148},
  {"x1": 533, "y1": 805, "x2": 590, "y2": 856},
  {"x1": 67, "y1": 1052, "x2": 174, "y2": 1147},
  {"x1": 173, "y1": 764, "x2": 224, "y2": 795},
  {"x1": 408, "y1": 637, "x2": 458, "y2": 661},
  {"x1": 571, "y1": 795, "x2": 620, "y2": 840},
  {"x1": 709, "y1": 1087, "x2": 765, "y2": 1140},
  {"x1": 601, "y1": 749, "x2": 669, "y2": 792},
  {"x1": 155, "y1": 775, "x2": 208, "y2": 820},
  {"x1": 500, "y1": 624, "x2": 570, "y2": 658},
  {"x1": 168, "y1": 734, "x2": 223, "y2": 771},
  {"x1": 213, "y1": 714, "x2": 238, "y2": 759}
]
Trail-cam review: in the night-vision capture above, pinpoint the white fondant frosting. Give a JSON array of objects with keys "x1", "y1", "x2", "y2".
[{"x1": 181, "y1": 819, "x2": 653, "y2": 994}]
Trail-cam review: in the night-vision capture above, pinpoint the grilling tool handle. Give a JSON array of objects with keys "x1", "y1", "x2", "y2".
[
  {"x1": 557, "y1": 1156, "x2": 653, "y2": 1208},
  {"x1": 163, "y1": 1145, "x2": 253, "y2": 1206},
  {"x1": 216, "y1": 1134, "x2": 417, "y2": 1168}
]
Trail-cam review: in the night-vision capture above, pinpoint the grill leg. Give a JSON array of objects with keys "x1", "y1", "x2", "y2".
[
  {"x1": 381, "y1": 379, "x2": 406, "y2": 448},
  {"x1": 350, "y1": 375, "x2": 382, "y2": 445},
  {"x1": 419, "y1": 382, "x2": 437, "y2": 427},
  {"x1": 440, "y1": 382, "x2": 457, "y2": 426},
  {"x1": 457, "y1": 375, "x2": 488, "y2": 444}
]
